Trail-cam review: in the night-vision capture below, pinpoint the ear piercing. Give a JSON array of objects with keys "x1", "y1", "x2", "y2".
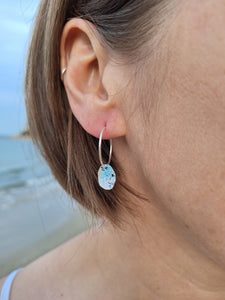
[{"x1": 61, "y1": 67, "x2": 67, "y2": 81}]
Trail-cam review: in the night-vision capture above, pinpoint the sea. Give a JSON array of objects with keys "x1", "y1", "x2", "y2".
[
  {"x1": 0, "y1": 136, "x2": 54, "y2": 209},
  {"x1": 0, "y1": 136, "x2": 89, "y2": 277}
]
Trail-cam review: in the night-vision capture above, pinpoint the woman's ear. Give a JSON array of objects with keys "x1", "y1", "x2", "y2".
[{"x1": 60, "y1": 18, "x2": 127, "y2": 140}]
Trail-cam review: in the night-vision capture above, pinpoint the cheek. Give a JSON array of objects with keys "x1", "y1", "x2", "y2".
[{"x1": 143, "y1": 1, "x2": 225, "y2": 265}]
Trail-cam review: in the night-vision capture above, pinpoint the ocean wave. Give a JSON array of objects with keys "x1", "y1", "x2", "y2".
[
  {"x1": 0, "y1": 137, "x2": 66, "y2": 211},
  {"x1": 0, "y1": 165, "x2": 26, "y2": 176},
  {"x1": 26, "y1": 174, "x2": 55, "y2": 187},
  {"x1": 0, "y1": 176, "x2": 62, "y2": 211}
]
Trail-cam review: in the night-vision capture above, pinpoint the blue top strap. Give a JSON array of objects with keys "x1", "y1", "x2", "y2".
[{"x1": 0, "y1": 269, "x2": 22, "y2": 300}]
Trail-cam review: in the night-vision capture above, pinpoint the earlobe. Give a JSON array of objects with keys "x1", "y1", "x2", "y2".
[{"x1": 60, "y1": 19, "x2": 127, "y2": 139}]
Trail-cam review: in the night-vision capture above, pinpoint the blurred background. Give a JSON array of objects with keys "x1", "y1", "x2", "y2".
[{"x1": 0, "y1": 0, "x2": 91, "y2": 277}]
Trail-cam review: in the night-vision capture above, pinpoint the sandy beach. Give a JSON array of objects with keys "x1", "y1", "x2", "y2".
[
  {"x1": 0, "y1": 184, "x2": 93, "y2": 278},
  {"x1": 0, "y1": 190, "x2": 95, "y2": 278}
]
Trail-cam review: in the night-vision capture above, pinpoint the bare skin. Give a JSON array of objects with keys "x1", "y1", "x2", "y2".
[
  {"x1": 5, "y1": 215, "x2": 225, "y2": 299},
  {"x1": 2, "y1": 0, "x2": 225, "y2": 298}
]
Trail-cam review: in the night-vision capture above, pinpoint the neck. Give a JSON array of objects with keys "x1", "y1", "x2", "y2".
[{"x1": 96, "y1": 201, "x2": 225, "y2": 299}]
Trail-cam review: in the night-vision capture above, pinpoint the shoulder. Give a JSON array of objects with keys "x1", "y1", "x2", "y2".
[{"x1": 8, "y1": 228, "x2": 102, "y2": 299}]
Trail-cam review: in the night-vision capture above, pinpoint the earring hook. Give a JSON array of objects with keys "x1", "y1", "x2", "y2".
[{"x1": 98, "y1": 127, "x2": 112, "y2": 166}]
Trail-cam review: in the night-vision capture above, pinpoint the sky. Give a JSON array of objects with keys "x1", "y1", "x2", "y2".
[{"x1": 0, "y1": 0, "x2": 40, "y2": 136}]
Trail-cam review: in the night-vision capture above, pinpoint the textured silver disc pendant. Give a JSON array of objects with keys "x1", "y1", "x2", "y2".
[{"x1": 98, "y1": 164, "x2": 116, "y2": 190}]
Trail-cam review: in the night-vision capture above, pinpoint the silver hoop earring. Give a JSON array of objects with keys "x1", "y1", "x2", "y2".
[
  {"x1": 98, "y1": 127, "x2": 116, "y2": 190},
  {"x1": 61, "y1": 67, "x2": 67, "y2": 81}
]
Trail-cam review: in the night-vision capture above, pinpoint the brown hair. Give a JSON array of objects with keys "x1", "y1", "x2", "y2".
[{"x1": 25, "y1": 0, "x2": 177, "y2": 228}]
